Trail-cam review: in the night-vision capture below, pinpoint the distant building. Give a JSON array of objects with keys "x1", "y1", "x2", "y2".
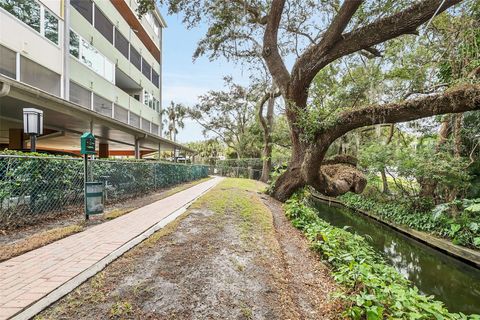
[{"x1": 0, "y1": 0, "x2": 192, "y2": 158}]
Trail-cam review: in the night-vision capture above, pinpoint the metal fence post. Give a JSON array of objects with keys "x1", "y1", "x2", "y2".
[
  {"x1": 0, "y1": 154, "x2": 211, "y2": 229},
  {"x1": 84, "y1": 154, "x2": 88, "y2": 220},
  {"x1": 154, "y1": 163, "x2": 157, "y2": 189}
]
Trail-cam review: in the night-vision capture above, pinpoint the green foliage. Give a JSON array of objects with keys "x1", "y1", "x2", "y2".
[
  {"x1": 135, "y1": 0, "x2": 155, "y2": 17},
  {"x1": 186, "y1": 139, "x2": 224, "y2": 165},
  {"x1": 217, "y1": 158, "x2": 263, "y2": 170},
  {"x1": 0, "y1": 151, "x2": 209, "y2": 228},
  {"x1": 436, "y1": 2, "x2": 480, "y2": 84},
  {"x1": 162, "y1": 101, "x2": 187, "y2": 141},
  {"x1": 265, "y1": 162, "x2": 287, "y2": 195},
  {"x1": 187, "y1": 77, "x2": 263, "y2": 159},
  {"x1": 357, "y1": 126, "x2": 472, "y2": 200},
  {"x1": 284, "y1": 191, "x2": 480, "y2": 319},
  {"x1": 340, "y1": 193, "x2": 480, "y2": 249}
]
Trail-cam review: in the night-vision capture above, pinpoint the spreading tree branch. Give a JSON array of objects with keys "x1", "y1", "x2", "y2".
[
  {"x1": 334, "y1": 84, "x2": 480, "y2": 140},
  {"x1": 303, "y1": 84, "x2": 480, "y2": 195},
  {"x1": 257, "y1": 90, "x2": 281, "y2": 131},
  {"x1": 290, "y1": 0, "x2": 363, "y2": 98},
  {"x1": 257, "y1": 92, "x2": 271, "y2": 131},
  {"x1": 262, "y1": 0, "x2": 290, "y2": 92},
  {"x1": 300, "y1": 0, "x2": 462, "y2": 95},
  {"x1": 230, "y1": 0, "x2": 267, "y2": 25},
  {"x1": 306, "y1": 0, "x2": 363, "y2": 60}
]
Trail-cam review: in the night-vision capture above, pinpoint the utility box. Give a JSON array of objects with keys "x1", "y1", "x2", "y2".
[
  {"x1": 80, "y1": 132, "x2": 96, "y2": 155},
  {"x1": 85, "y1": 182, "x2": 104, "y2": 215}
]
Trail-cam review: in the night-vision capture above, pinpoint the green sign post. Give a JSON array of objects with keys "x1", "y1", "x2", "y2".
[
  {"x1": 81, "y1": 132, "x2": 96, "y2": 155},
  {"x1": 81, "y1": 133, "x2": 103, "y2": 219}
]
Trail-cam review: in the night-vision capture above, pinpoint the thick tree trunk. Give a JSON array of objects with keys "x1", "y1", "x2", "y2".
[
  {"x1": 260, "y1": 146, "x2": 273, "y2": 182},
  {"x1": 270, "y1": 85, "x2": 480, "y2": 202},
  {"x1": 271, "y1": 98, "x2": 366, "y2": 201},
  {"x1": 270, "y1": 161, "x2": 306, "y2": 201}
]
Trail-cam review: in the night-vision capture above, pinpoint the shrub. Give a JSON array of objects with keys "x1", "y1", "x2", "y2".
[
  {"x1": 284, "y1": 191, "x2": 480, "y2": 320},
  {"x1": 0, "y1": 150, "x2": 209, "y2": 229},
  {"x1": 340, "y1": 193, "x2": 480, "y2": 249}
]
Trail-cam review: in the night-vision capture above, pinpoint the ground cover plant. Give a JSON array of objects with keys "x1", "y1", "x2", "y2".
[
  {"x1": 0, "y1": 224, "x2": 84, "y2": 262},
  {"x1": 284, "y1": 189, "x2": 480, "y2": 319},
  {"x1": 340, "y1": 190, "x2": 480, "y2": 249}
]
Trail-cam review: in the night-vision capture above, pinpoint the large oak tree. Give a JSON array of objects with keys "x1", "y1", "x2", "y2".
[{"x1": 143, "y1": 0, "x2": 480, "y2": 201}]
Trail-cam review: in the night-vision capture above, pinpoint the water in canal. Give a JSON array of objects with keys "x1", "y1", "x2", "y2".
[{"x1": 312, "y1": 200, "x2": 480, "y2": 315}]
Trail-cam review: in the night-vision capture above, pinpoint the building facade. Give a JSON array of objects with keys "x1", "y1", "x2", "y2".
[{"x1": 0, "y1": 0, "x2": 189, "y2": 157}]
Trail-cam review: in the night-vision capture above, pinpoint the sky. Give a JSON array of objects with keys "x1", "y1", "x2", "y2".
[{"x1": 159, "y1": 8, "x2": 250, "y2": 143}]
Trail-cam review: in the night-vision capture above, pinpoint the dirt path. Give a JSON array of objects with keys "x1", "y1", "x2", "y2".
[
  {"x1": 37, "y1": 178, "x2": 340, "y2": 320},
  {"x1": 261, "y1": 195, "x2": 343, "y2": 318}
]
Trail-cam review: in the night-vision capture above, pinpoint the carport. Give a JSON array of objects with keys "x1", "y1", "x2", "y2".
[{"x1": 0, "y1": 75, "x2": 194, "y2": 159}]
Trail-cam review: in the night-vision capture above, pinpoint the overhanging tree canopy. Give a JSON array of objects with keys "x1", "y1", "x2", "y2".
[{"x1": 143, "y1": 0, "x2": 480, "y2": 200}]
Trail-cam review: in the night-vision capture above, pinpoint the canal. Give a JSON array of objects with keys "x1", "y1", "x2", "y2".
[{"x1": 312, "y1": 200, "x2": 480, "y2": 315}]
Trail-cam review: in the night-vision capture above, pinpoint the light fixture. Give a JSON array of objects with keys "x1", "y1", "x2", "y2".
[{"x1": 23, "y1": 108, "x2": 43, "y2": 152}]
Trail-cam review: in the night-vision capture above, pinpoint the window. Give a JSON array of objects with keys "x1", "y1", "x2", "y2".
[
  {"x1": 141, "y1": 118, "x2": 150, "y2": 132},
  {"x1": 143, "y1": 92, "x2": 159, "y2": 111},
  {"x1": 129, "y1": 113, "x2": 140, "y2": 128},
  {"x1": 0, "y1": 0, "x2": 58, "y2": 44},
  {"x1": 94, "y1": 7, "x2": 113, "y2": 44},
  {"x1": 93, "y1": 94, "x2": 112, "y2": 116},
  {"x1": 152, "y1": 70, "x2": 159, "y2": 88},
  {"x1": 44, "y1": 9, "x2": 58, "y2": 44},
  {"x1": 20, "y1": 56, "x2": 61, "y2": 96},
  {"x1": 69, "y1": 81, "x2": 91, "y2": 109},
  {"x1": 145, "y1": 12, "x2": 154, "y2": 26},
  {"x1": 143, "y1": 91, "x2": 150, "y2": 107},
  {"x1": 151, "y1": 123, "x2": 159, "y2": 136},
  {"x1": 71, "y1": 0, "x2": 92, "y2": 24},
  {"x1": 145, "y1": 12, "x2": 160, "y2": 37},
  {"x1": 141, "y1": 59, "x2": 151, "y2": 80},
  {"x1": 81, "y1": 40, "x2": 104, "y2": 76},
  {"x1": 0, "y1": 45, "x2": 16, "y2": 79},
  {"x1": 114, "y1": 105, "x2": 128, "y2": 123},
  {"x1": 114, "y1": 29, "x2": 129, "y2": 60},
  {"x1": 69, "y1": 30, "x2": 79, "y2": 58},
  {"x1": 130, "y1": 46, "x2": 141, "y2": 71},
  {"x1": 153, "y1": 97, "x2": 160, "y2": 112},
  {"x1": 153, "y1": 20, "x2": 159, "y2": 37},
  {"x1": 71, "y1": 30, "x2": 115, "y2": 83},
  {"x1": 104, "y1": 59, "x2": 114, "y2": 83},
  {"x1": 0, "y1": 0, "x2": 41, "y2": 32}
]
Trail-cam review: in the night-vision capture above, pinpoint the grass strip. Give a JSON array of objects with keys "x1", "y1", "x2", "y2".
[{"x1": 0, "y1": 225, "x2": 84, "y2": 262}]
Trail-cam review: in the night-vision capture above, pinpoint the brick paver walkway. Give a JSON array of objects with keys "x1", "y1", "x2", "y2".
[{"x1": 0, "y1": 177, "x2": 222, "y2": 320}]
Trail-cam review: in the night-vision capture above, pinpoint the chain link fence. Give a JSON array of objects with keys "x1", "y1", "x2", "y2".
[
  {"x1": 0, "y1": 155, "x2": 209, "y2": 229},
  {"x1": 208, "y1": 166, "x2": 262, "y2": 180}
]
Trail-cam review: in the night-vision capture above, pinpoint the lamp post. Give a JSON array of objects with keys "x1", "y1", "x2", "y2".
[{"x1": 23, "y1": 108, "x2": 43, "y2": 152}]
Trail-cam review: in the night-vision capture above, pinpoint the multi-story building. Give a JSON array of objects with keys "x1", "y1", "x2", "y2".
[{"x1": 0, "y1": 0, "x2": 191, "y2": 158}]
